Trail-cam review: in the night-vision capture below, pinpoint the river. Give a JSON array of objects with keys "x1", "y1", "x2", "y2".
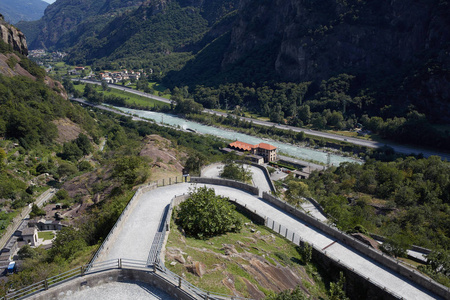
[{"x1": 112, "y1": 106, "x2": 360, "y2": 165}]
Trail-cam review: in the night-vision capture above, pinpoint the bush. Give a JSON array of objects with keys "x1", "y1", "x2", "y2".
[{"x1": 176, "y1": 186, "x2": 243, "y2": 239}]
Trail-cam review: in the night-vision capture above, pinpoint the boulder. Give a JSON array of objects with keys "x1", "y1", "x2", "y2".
[{"x1": 186, "y1": 261, "x2": 206, "y2": 277}]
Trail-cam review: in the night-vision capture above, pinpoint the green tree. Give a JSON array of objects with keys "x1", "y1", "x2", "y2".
[
  {"x1": 329, "y1": 272, "x2": 348, "y2": 300},
  {"x1": 60, "y1": 141, "x2": 83, "y2": 161},
  {"x1": 57, "y1": 162, "x2": 78, "y2": 179},
  {"x1": 75, "y1": 133, "x2": 93, "y2": 155},
  {"x1": 112, "y1": 156, "x2": 150, "y2": 185},
  {"x1": 184, "y1": 153, "x2": 206, "y2": 175},
  {"x1": 176, "y1": 187, "x2": 243, "y2": 239},
  {"x1": 380, "y1": 234, "x2": 410, "y2": 258},
  {"x1": 266, "y1": 286, "x2": 308, "y2": 300},
  {"x1": 220, "y1": 162, "x2": 252, "y2": 183},
  {"x1": 0, "y1": 147, "x2": 6, "y2": 172},
  {"x1": 29, "y1": 204, "x2": 46, "y2": 218},
  {"x1": 426, "y1": 249, "x2": 450, "y2": 277},
  {"x1": 285, "y1": 180, "x2": 311, "y2": 205},
  {"x1": 49, "y1": 227, "x2": 87, "y2": 261}
]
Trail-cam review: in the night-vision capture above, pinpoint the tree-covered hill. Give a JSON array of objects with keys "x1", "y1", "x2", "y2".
[
  {"x1": 17, "y1": 0, "x2": 145, "y2": 50},
  {"x1": 0, "y1": 0, "x2": 48, "y2": 24}
]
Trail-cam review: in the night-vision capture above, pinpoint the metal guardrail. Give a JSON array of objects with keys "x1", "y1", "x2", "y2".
[{"x1": 2, "y1": 258, "x2": 250, "y2": 300}]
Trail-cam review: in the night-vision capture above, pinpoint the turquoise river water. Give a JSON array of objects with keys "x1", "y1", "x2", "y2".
[{"x1": 114, "y1": 106, "x2": 360, "y2": 165}]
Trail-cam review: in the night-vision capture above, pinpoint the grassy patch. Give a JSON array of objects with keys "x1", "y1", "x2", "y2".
[
  {"x1": 38, "y1": 231, "x2": 55, "y2": 240},
  {"x1": 165, "y1": 213, "x2": 327, "y2": 298},
  {"x1": 73, "y1": 83, "x2": 169, "y2": 109}
]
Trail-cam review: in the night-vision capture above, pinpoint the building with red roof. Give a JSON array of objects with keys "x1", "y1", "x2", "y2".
[{"x1": 228, "y1": 141, "x2": 277, "y2": 163}]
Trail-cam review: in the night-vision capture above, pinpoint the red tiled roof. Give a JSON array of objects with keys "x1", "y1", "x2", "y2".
[
  {"x1": 229, "y1": 141, "x2": 255, "y2": 151},
  {"x1": 255, "y1": 143, "x2": 277, "y2": 150}
]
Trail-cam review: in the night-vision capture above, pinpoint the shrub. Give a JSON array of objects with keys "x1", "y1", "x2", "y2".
[{"x1": 176, "y1": 186, "x2": 243, "y2": 239}]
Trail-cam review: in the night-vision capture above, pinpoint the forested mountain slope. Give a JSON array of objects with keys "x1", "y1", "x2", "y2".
[
  {"x1": 167, "y1": 0, "x2": 450, "y2": 122},
  {"x1": 17, "y1": 0, "x2": 145, "y2": 50},
  {"x1": 0, "y1": 0, "x2": 48, "y2": 24}
]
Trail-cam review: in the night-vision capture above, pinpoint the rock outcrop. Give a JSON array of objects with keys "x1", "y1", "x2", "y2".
[{"x1": 0, "y1": 14, "x2": 28, "y2": 55}]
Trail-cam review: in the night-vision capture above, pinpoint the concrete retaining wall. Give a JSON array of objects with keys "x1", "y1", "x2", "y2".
[
  {"x1": 236, "y1": 160, "x2": 276, "y2": 193},
  {"x1": 28, "y1": 269, "x2": 197, "y2": 300},
  {"x1": 262, "y1": 192, "x2": 449, "y2": 299},
  {"x1": 304, "y1": 197, "x2": 330, "y2": 219},
  {"x1": 89, "y1": 183, "x2": 158, "y2": 265},
  {"x1": 190, "y1": 177, "x2": 259, "y2": 196}
]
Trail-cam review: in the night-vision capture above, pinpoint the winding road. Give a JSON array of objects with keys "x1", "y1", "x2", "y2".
[{"x1": 90, "y1": 181, "x2": 441, "y2": 300}]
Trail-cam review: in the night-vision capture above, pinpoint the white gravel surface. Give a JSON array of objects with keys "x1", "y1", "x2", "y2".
[{"x1": 60, "y1": 281, "x2": 174, "y2": 300}]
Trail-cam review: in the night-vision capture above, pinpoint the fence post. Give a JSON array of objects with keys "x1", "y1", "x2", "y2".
[
  {"x1": 178, "y1": 277, "x2": 182, "y2": 288},
  {"x1": 81, "y1": 266, "x2": 85, "y2": 276},
  {"x1": 119, "y1": 258, "x2": 122, "y2": 269},
  {"x1": 44, "y1": 279, "x2": 49, "y2": 290},
  {"x1": 163, "y1": 179, "x2": 165, "y2": 186},
  {"x1": 170, "y1": 178, "x2": 172, "y2": 185}
]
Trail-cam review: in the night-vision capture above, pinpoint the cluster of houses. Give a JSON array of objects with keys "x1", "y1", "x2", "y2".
[
  {"x1": 28, "y1": 49, "x2": 67, "y2": 60},
  {"x1": 98, "y1": 69, "x2": 144, "y2": 83},
  {"x1": 0, "y1": 219, "x2": 65, "y2": 273}
]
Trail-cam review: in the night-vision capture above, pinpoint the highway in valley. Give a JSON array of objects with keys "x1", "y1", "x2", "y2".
[{"x1": 73, "y1": 79, "x2": 450, "y2": 161}]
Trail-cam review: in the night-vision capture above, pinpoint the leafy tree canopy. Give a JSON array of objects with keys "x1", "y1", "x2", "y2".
[{"x1": 176, "y1": 186, "x2": 243, "y2": 239}]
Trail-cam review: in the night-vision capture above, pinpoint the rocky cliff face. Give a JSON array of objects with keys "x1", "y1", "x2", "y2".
[
  {"x1": 224, "y1": 0, "x2": 450, "y2": 83},
  {"x1": 0, "y1": 14, "x2": 28, "y2": 55}
]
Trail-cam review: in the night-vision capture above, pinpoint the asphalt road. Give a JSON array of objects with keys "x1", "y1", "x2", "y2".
[{"x1": 72, "y1": 78, "x2": 450, "y2": 160}]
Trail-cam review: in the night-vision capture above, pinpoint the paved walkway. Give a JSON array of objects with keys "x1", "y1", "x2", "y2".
[
  {"x1": 61, "y1": 282, "x2": 174, "y2": 300},
  {"x1": 201, "y1": 163, "x2": 271, "y2": 194},
  {"x1": 91, "y1": 182, "x2": 440, "y2": 300},
  {"x1": 299, "y1": 200, "x2": 328, "y2": 222}
]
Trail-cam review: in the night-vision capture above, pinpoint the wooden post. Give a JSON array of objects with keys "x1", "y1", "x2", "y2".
[
  {"x1": 178, "y1": 277, "x2": 182, "y2": 288},
  {"x1": 44, "y1": 279, "x2": 49, "y2": 290},
  {"x1": 119, "y1": 258, "x2": 122, "y2": 269}
]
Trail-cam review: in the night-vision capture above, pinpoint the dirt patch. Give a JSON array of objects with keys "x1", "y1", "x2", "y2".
[
  {"x1": 139, "y1": 135, "x2": 186, "y2": 180},
  {"x1": 52, "y1": 118, "x2": 86, "y2": 144}
]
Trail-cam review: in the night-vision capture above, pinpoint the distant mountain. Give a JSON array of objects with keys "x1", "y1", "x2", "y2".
[
  {"x1": 17, "y1": 0, "x2": 145, "y2": 50},
  {"x1": 0, "y1": 0, "x2": 48, "y2": 24},
  {"x1": 18, "y1": 0, "x2": 239, "y2": 73}
]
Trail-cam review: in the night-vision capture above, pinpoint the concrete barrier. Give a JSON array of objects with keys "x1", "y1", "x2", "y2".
[
  {"x1": 262, "y1": 192, "x2": 449, "y2": 300},
  {"x1": 27, "y1": 269, "x2": 197, "y2": 300},
  {"x1": 190, "y1": 177, "x2": 259, "y2": 196}
]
